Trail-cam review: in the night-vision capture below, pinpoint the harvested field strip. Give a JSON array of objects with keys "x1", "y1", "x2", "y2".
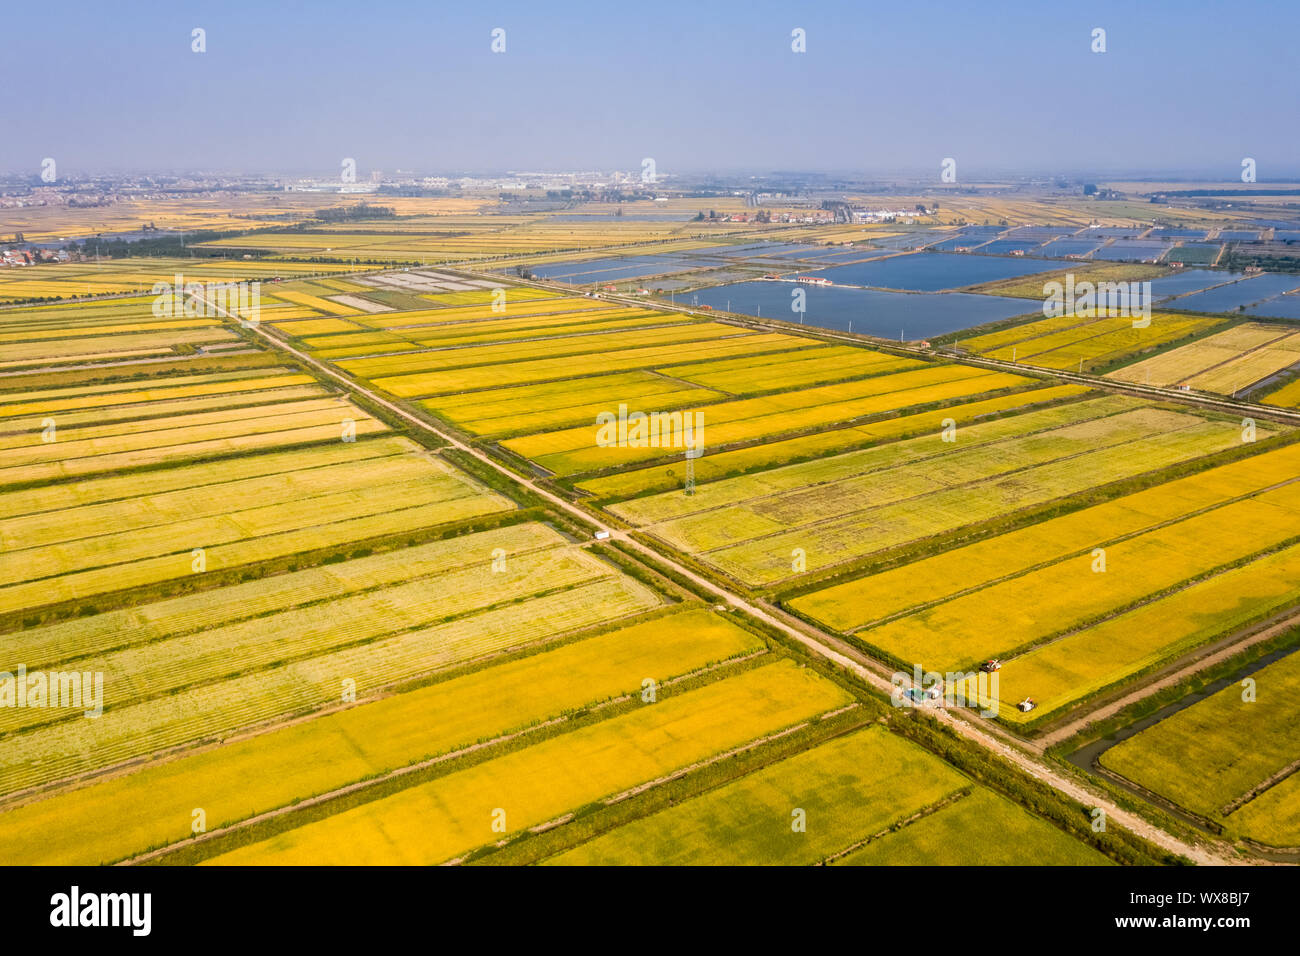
[
  {"x1": 0, "y1": 547, "x2": 624, "y2": 736},
  {"x1": 0, "y1": 460, "x2": 487, "y2": 586},
  {"x1": 0, "y1": 608, "x2": 761, "y2": 865},
  {"x1": 202, "y1": 661, "x2": 851, "y2": 865},
  {"x1": 0, "y1": 436, "x2": 417, "y2": 518},
  {"x1": 700, "y1": 416, "x2": 1257, "y2": 585},
  {"x1": 543, "y1": 726, "x2": 969, "y2": 865},
  {"x1": 0, "y1": 417, "x2": 388, "y2": 488},
  {"x1": 1, "y1": 450, "x2": 446, "y2": 552},
  {"x1": 0, "y1": 374, "x2": 318, "y2": 418},
  {"x1": 613, "y1": 395, "x2": 1137, "y2": 525},
  {"x1": 374, "y1": 333, "x2": 811, "y2": 397},
  {"x1": 0, "y1": 328, "x2": 239, "y2": 364},
  {"x1": 1098, "y1": 651, "x2": 1300, "y2": 823},
  {"x1": 0, "y1": 318, "x2": 225, "y2": 345},
  {"x1": 576, "y1": 384, "x2": 1091, "y2": 501},
  {"x1": 0, "y1": 395, "x2": 349, "y2": 450},
  {"x1": 0, "y1": 576, "x2": 662, "y2": 797},
  {"x1": 0, "y1": 348, "x2": 178, "y2": 370},
  {"x1": 858, "y1": 482, "x2": 1300, "y2": 672},
  {"x1": 8, "y1": 523, "x2": 566, "y2": 668},
  {"x1": 0, "y1": 398, "x2": 366, "y2": 468},
  {"x1": 791, "y1": 441, "x2": 1300, "y2": 631},
  {"x1": 0, "y1": 367, "x2": 302, "y2": 402},
  {"x1": 990, "y1": 543, "x2": 1300, "y2": 724},
  {"x1": 1185, "y1": 339, "x2": 1300, "y2": 394}
]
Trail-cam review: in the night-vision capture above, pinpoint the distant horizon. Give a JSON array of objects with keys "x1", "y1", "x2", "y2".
[
  {"x1": 7, "y1": 166, "x2": 1300, "y2": 184},
  {"x1": 3, "y1": 0, "x2": 1296, "y2": 179}
]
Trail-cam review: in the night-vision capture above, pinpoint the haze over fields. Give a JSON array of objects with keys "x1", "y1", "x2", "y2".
[{"x1": 3, "y1": 0, "x2": 1299, "y2": 177}]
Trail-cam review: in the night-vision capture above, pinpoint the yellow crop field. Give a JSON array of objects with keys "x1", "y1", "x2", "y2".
[
  {"x1": 0, "y1": 442, "x2": 514, "y2": 616},
  {"x1": 269, "y1": 290, "x2": 362, "y2": 317},
  {"x1": 1231, "y1": 773, "x2": 1300, "y2": 848},
  {"x1": 856, "y1": 482, "x2": 1300, "y2": 672},
  {"x1": 203, "y1": 661, "x2": 852, "y2": 865},
  {"x1": 373, "y1": 332, "x2": 806, "y2": 397},
  {"x1": 975, "y1": 312, "x2": 1224, "y2": 372},
  {"x1": 343, "y1": 321, "x2": 744, "y2": 380},
  {"x1": 423, "y1": 371, "x2": 720, "y2": 438},
  {"x1": 1264, "y1": 377, "x2": 1300, "y2": 408},
  {"x1": 791, "y1": 441, "x2": 1300, "y2": 632},
  {"x1": 272, "y1": 317, "x2": 364, "y2": 336},
  {"x1": 989, "y1": 543, "x2": 1300, "y2": 724},
  {"x1": 0, "y1": 608, "x2": 763, "y2": 865},
  {"x1": 505, "y1": 365, "x2": 1030, "y2": 476},
  {"x1": 1109, "y1": 323, "x2": 1300, "y2": 391},
  {"x1": 642, "y1": 408, "x2": 1260, "y2": 585},
  {"x1": 0, "y1": 547, "x2": 636, "y2": 740},
  {"x1": 1098, "y1": 650, "x2": 1300, "y2": 843},
  {"x1": 359, "y1": 296, "x2": 610, "y2": 330},
  {"x1": 0, "y1": 372, "x2": 317, "y2": 419},
  {"x1": 11, "y1": 523, "x2": 568, "y2": 667},
  {"x1": 834, "y1": 789, "x2": 1111, "y2": 865},
  {"x1": 544, "y1": 726, "x2": 973, "y2": 865},
  {"x1": 1, "y1": 574, "x2": 663, "y2": 796},
  {"x1": 658, "y1": 345, "x2": 922, "y2": 394}
]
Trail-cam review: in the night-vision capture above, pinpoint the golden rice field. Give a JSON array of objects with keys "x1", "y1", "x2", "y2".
[
  {"x1": 616, "y1": 400, "x2": 1263, "y2": 586},
  {"x1": 539, "y1": 726, "x2": 1105, "y2": 866},
  {"x1": 0, "y1": 606, "x2": 763, "y2": 865},
  {"x1": 1263, "y1": 376, "x2": 1300, "y2": 408},
  {"x1": 202, "y1": 661, "x2": 853, "y2": 865},
  {"x1": 832, "y1": 788, "x2": 1111, "y2": 866},
  {"x1": 969, "y1": 311, "x2": 1226, "y2": 372},
  {"x1": 1099, "y1": 650, "x2": 1300, "y2": 847},
  {"x1": 792, "y1": 442, "x2": 1300, "y2": 634},
  {"x1": 1107, "y1": 322, "x2": 1300, "y2": 393},
  {"x1": 0, "y1": 207, "x2": 1194, "y2": 870}
]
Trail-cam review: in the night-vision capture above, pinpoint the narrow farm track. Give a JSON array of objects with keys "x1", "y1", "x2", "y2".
[{"x1": 199, "y1": 285, "x2": 1247, "y2": 867}]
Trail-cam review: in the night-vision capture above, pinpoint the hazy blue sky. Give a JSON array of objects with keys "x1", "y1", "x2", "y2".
[{"x1": 3, "y1": 0, "x2": 1297, "y2": 178}]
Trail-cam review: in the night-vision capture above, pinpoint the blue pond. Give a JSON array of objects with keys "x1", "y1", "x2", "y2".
[
  {"x1": 1245, "y1": 296, "x2": 1300, "y2": 320},
  {"x1": 806, "y1": 252, "x2": 1060, "y2": 291},
  {"x1": 1149, "y1": 269, "x2": 1240, "y2": 299},
  {"x1": 1171, "y1": 274, "x2": 1300, "y2": 312},
  {"x1": 686, "y1": 280, "x2": 1036, "y2": 338},
  {"x1": 1092, "y1": 241, "x2": 1171, "y2": 261},
  {"x1": 1041, "y1": 239, "x2": 1101, "y2": 257}
]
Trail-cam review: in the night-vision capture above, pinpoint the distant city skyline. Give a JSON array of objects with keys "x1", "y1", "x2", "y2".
[{"x1": 4, "y1": 0, "x2": 1298, "y2": 179}]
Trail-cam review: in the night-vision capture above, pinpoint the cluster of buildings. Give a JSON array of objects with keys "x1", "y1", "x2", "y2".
[
  {"x1": 853, "y1": 206, "x2": 935, "y2": 223},
  {"x1": 2, "y1": 247, "x2": 68, "y2": 266}
]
